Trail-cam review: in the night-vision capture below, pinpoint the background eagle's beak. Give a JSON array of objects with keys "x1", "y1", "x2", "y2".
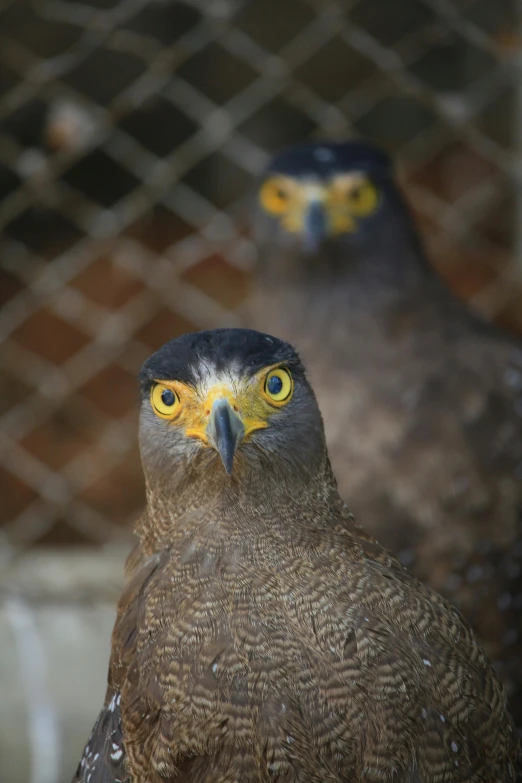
[
  {"x1": 206, "y1": 398, "x2": 245, "y2": 474},
  {"x1": 302, "y1": 200, "x2": 327, "y2": 253}
]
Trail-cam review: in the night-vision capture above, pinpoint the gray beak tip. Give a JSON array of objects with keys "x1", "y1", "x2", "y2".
[{"x1": 207, "y1": 399, "x2": 245, "y2": 475}]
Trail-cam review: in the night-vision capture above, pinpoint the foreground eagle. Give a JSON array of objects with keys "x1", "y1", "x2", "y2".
[
  {"x1": 72, "y1": 329, "x2": 518, "y2": 783},
  {"x1": 249, "y1": 140, "x2": 522, "y2": 728}
]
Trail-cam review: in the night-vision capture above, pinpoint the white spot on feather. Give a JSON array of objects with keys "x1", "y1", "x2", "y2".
[
  {"x1": 451, "y1": 741, "x2": 458, "y2": 752},
  {"x1": 422, "y1": 659, "x2": 431, "y2": 667},
  {"x1": 111, "y1": 747, "x2": 123, "y2": 762}
]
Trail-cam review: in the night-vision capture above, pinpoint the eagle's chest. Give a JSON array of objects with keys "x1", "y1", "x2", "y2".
[{"x1": 121, "y1": 553, "x2": 373, "y2": 783}]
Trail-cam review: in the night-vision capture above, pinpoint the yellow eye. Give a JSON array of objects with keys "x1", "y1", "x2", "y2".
[
  {"x1": 259, "y1": 176, "x2": 293, "y2": 215},
  {"x1": 347, "y1": 180, "x2": 379, "y2": 216},
  {"x1": 264, "y1": 367, "x2": 293, "y2": 404},
  {"x1": 328, "y1": 175, "x2": 379, "y2": 218},
  {"x1": 150, "y1": 383, "x2": 180, "y2": 419}
]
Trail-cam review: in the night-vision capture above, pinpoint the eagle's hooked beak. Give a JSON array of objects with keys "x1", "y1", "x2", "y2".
[
  {"x1": 206, "y1": 398, "x2": 245, "y2": 475},
  {"x1": 302, "y1": 200, "x2": 327, "y2": 254}
]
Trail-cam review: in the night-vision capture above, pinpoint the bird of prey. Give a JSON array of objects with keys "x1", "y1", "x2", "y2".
[
  {"x1": 248, "y1": 141, "x2": 522, "y2": 729},
  {"x1": 72, "y1": 328, "x2": 518, "y2": 783}
]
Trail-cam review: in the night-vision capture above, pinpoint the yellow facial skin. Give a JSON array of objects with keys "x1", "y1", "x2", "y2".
[
  {"x1": 260, "y1": 176, "x2": 312, "y2": 235},
  {"x1": 259, "y1": 172, "x2": 380, "y2": 237},
  {"x1": 149, "y1": 364, "x2": 294, "y2": 447}
]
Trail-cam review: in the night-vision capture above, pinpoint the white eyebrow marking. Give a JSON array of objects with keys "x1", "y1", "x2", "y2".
[{"x1": 192, "y1": 363, "x2": 244, "y2": 396}]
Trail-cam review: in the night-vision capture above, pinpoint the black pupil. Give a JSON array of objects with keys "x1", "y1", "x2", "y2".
[
  {"x1": 161, "y1": 389, "x2": 175, "y2": 407},
  {"x1": 267, "y1": 375, "x2": 283, "y2": 395}
]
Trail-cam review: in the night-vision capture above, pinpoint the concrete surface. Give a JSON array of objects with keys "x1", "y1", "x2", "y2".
[{"x1": 0, "y1": 546, "x2": 128, "y2": 783}]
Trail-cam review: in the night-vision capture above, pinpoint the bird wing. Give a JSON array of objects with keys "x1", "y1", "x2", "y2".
[
  {"x1": 70, "y1": 689, "x2": 128, "y2": 783},
  {"x1": 313, "y1": 298, "x2": 522, "y2": 713},
  {"x1": 70, "y1": 537, "x2": 166, "y2": 783}
]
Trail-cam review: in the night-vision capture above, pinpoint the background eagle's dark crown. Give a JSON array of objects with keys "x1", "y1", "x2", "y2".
[{"x1": 266, "y1": 140, "x2": 393, "y2": 179}]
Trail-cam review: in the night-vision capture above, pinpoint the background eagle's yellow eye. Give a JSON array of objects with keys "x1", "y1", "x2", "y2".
[
  {"x1": 151, "y1": 383, "x2": 180, "y2": 419},
  {"x1": 328, "y1": 175, "x2": 379, "y2": 222},
  {"x1": 264, "y1": 368, "x2": 293, "y2": 403},
  {"x1": 346, "y1": 179, "x2": 379, "y2": 216},
  {"x1": 260, "y1": 177, "x2": 293, "y2": 215}
]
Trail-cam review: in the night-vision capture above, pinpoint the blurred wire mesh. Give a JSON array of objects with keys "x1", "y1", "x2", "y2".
[{"x1": 1, "y1": 0, "x2": 521, "y2": 780}]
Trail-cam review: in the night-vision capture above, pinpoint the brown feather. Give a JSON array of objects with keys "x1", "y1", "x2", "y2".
[
  {"x1": 248, "y1": 194, "x2": 522, "y2": 730},
  {"x1": 247, "y1": 272, "x2": 522, "y2": 729},
  {"x1": 72, "y1": 331, "x2": 519, "y2": 782}
]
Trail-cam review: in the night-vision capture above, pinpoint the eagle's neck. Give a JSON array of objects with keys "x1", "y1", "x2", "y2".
[
  {"x1": 138, "y1": 449, "x2": 344, "y2": 555},
  {"x1": 250, "y1": 227, "x2": 473, "y2": 349},
  {"x1": 258, "y1": 233, "x2": 432, "y2": 304}
]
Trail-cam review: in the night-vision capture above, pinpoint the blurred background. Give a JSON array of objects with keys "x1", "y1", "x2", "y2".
[{"x1": 1, "y1": 0, "x2": 522, "y2": 780}]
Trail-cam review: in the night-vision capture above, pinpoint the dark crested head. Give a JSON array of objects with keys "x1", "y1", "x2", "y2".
[
  {"x1": 256, "y1": 139, "x2": 427, "y2": 284},
  {"x1": 139, "y1": 329, "x2": 325, "y2": 483},
  {"x1": 140, "y1": 329, "x2": 303, "y2": 391},
  {"x1": 266, "y1": 140, "x2": 392, "y2": 181}
]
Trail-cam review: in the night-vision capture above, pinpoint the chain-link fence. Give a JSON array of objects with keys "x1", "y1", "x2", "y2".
[{"x1": 1, "y1": 0, "x2": 521, "y2": 780}]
